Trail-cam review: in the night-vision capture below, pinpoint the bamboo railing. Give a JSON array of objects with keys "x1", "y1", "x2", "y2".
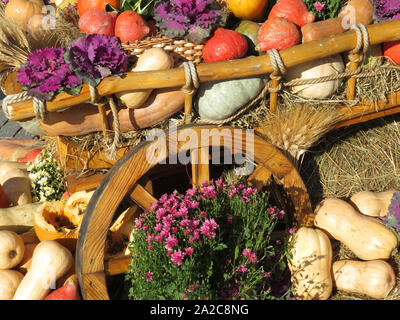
[{"x1": 3, "y1": 19, "x2": 400, "y2": 123}]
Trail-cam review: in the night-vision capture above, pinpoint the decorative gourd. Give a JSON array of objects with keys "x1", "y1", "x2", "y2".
[
  {"x1": 256, "y1": 17, "x2": 300, "y2": 52},
  {"x1": 195, "y1": 76, "x2": 265, "y2": 121},
  {"x1": 0, "y1": 270, "x2": 24, "y2": 300},
  {"x1": 0, "y1": 230, "x2": 25, "y2": 269},
  {"x1": 314, "y1": 198, "x2": 398, "y2": 260},
  {"x1": 268, "y1": 0, "x2": 314, "y2": 27},
  {"x1": 4, "y1": 0, "x2": 45, "y2": 32},
  {"x1": 115, "y1": 48, "x2": 173, "y2": 109},
  {"x1": 349, "y1": 190, "x2": 396, "y2": 217},
  {"x1": 0, "y1": 167, "x2": 32, "y2": 206},
  {"x1": 288, "y1": 227, "x2": 333, "y2": 300},
  {"x1": 63, "y1": 190, "x2": 94, "y2": 226},
  {"x1": 78, "y1": 9, "x2": 116, "y2": 36},
  {"x1": 332, "y1": 259, "x2": 396, "y2": 299},
  {"x1": 284, "y1": 55, "x2": 345, "y2": 99},
  {"x1": 0, "y1": 203, "x2": 41, "y2": 234},
  {"x1": 13, "y1": 240, "x2": 73, "y2": 300},
  {"x1": 225, "y1": 0, "x2": 268, "y2": 21},
  {"x1": 114, "y1": 10, "x2": 150, "y2": 43},
  {"x1": 203, "y1": 28, "x2": 248, "y2": 63},
  {"x1": 383, "y1": 40, "x2": 400, "y2": 65},
  {"x1": 235, "y1": 20, "x2": 261, "y2": 54},
  {"x1": 0, "y1": 138, "x2": 42, "y2": 162},
  {"x1": 77, "y1": 0, "x2": 120, "y2": 16},
  {"x1": 337, "y1": 0, "x2": 374, "y2": 27},
  {"x1": 44, "y1": 279, "x2": 81, "y2": 300},
  {"x1": 27, "y1": 14, "x2": 52, "y2": 39}
]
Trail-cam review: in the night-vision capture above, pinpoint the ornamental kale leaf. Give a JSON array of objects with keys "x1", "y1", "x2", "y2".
[
  {"x1": 373, "y1": 0, "x2": 400, "y2": 22},
  {"x1": 17, "y1": 47, "x2": 82, "y2": 101},
  {"x1": 64, "y1": 34, "x2": 129, "y2": 87},
  {"x1": 153, "y1": 0, "x2": 227, "y2": 43},
  {"x1": 384, "y1": 191, "x2": 400, "y2": 239}
]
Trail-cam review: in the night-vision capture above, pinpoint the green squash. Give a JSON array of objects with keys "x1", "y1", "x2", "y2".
[
  {"x1": 235, "y1": 20, "x2": 261, "y2": 55},
  {"x1": 195, "y1": 76, "x2": 266, "y2": 121}
]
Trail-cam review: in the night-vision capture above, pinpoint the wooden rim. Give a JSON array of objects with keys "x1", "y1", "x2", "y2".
[{"x1": 76, "y1": 125, "x2": 313, "y2": 300}]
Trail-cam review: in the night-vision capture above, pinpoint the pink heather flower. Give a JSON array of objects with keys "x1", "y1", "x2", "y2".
[
  {"x1": 268, "y1": 207, "x2": 275, "y2": 215},
  {"x1": 165, "y1": 235, "x2": 178, "y2": 250},
  {"x1": 155, "y1": 235, "x2": 164, "y2": 242},
  {"x1": 314, "y1": 1, "x2": 325, "y2": 12},
  {"x1": 200, "y1": 211, "x2": 207, "y2": 218},
  {"x1": 202, "y1": 185, "x2": 217, "y2": 198},
  {"x1": 162, "y1": 214, "x2": 174, "y2": 225},
  {"x1": 159, "y1": 193, "x2": 168, "y2": 203},
  {"x1": 199, "y1": 218, "x2": 218, "y2": 238},
  {"x1": 187, "y1": 200, "x2": 199, "y2": 209},
  {"x1": 145, "y1": 271, "x2": 153, "y2": 282},
  {"x1": 228, "y1": 189, "x2": 237, "y2": 198},
  {"x1": 279, "y1": 210, "x2": 285, "y2": 219},
  {"x1": 236, "y1": 264, "x2": 247, "y2": 274},
  {"x1": 185, "y1": 247, "x2": 194, "y2": 256},
  {"x1": 154, "y1": 223, "x2": 162, "y2": 232},
  {"x1": 135, "y1": 217, "x2": 144, "y2": 229},
  {"x1": 242, "y1": 196, "x2": 250, "y2": 203},
  {"x1": 156, "y1": 208, "x2": 167, "y2": 220},
  {"x1": 186, "y1": 188, "x2": 197, "y2": 197},
  {"x1": 248, "y1": 252, "x2": 257, "y2": 264},
  {"x1": 243, "y1": 187, "x2": 257, "y2": 195},
  {"x1": 150, "y1": 202, "x2": 158, "y2": 211},
  {"x1": 148, "y1": 245, "x2": 154, "y2": 250},
  {"x1": 146, "y1": 234, "x2": 153, "y2": 242},
  {"x1": 226, "y1": 216, "x2": 233, "y2": 224},
  {"x1": 289, "y1": 227, "x2": 297, "y2": 234},
  {"x1": 166, "y1": 249, "x2": 173, "y2": 257},
  {"x1": 172, "y1": 226, "x2": 178, "y2": 233},
  {"x1": 171, "y1": 250, "x2": 185, "y2": 266},
  {"x1": 177, "y1": 206, "x2": 188, "y2": 217},
  {"x1": 180, "y1": 218, "x2": 189, "y2": 227},
  {"x1": 142, "y1": 224, "x2": 148, "y2": 231},
  {"x1": 242, "y1": 248, "x2": 251, "y2": 256},
  {"x1": 188, "y1": 219, "x2": 200, "y2": 229}
]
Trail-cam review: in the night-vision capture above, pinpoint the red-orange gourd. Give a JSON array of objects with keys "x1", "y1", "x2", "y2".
[
  {"x1": 225, "y1": 0, "x2": 269, "y2": 21},
  {"x1": 114, "y1": 11, "x2": 150, "y2": 43},
  {"x1": 44, "y1": 279, "x2": 81, "y2": 300},
  {"x1": 203, "y1": 28, "x2": 248, "y2": 63},
  {"x1": 383, "y1": 40, "x2": 400, "y2": 65},
  {"x1": 257, "y1": 17, "x2": 300, "y2": 52},
  {"x1": 77, "y1": 0, "x2": 120, "y2": 16},
  {"x1": 78, "y1": 9, "x2": 116, "y2": 36},
  {"x1": 268, "y1": 0, "x2": 315, "y2": 27}
]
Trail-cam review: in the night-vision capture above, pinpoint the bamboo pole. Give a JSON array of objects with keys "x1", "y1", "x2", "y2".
[{"x1": 4, "y1": 19, "x2": 400, "y2": 122}]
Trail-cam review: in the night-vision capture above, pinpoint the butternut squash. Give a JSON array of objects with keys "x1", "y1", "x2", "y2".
[
  {"x1": 314, "y1": 198, "x2": 398, "y2": 260},
  {"x1": 0, "y1": 202, "x2": 41, "y2": 233},
  {"x1": 0, "y1": 167, "x2": 32, "y2": 206},
  {"x1": 14, "y1": 242, "x2": 37, "y2": 274},
  {"x1": 333, "y1": 259, "x2": 396, "y2": 299},
  {"x1": 13, "y1": 240, "x2": 73, "y2": 300},
  {"x1": 39, "y1": 88, "x2": 185, "y2": 136},
  {"x1": 349, "y1": 190, "x2": 396, "y2": 217},
  {"x1": 288, "y1": 227, "x2": 333, "y2": 300},
  {"x1": 0, "y1": 230, "x2": 25, "y2": 269},
  {"x1": 0, "y1": 270, "x2": 24, "y2": 300},
  {"x1": 115, "y1": 48, "x2": 174, "y2": 109}
]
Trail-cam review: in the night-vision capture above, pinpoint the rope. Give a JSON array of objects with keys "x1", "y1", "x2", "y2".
[
  {"x1": 2, "y1": 91, "x2": 46, "y2": 120},
  {"x1": 182, "y1": 61, "x2": 200, "y2": 94},
  {"x1": 350, "y1": 23, "x2": 370, "y2": 55},
  {"x1": 266, "y1": 49, "x2": 287, "y2": 93}
]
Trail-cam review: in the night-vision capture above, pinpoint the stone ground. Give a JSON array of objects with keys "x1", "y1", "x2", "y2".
[{"x1": 0, "y1": 91, "x2": 34, "y2": 139}]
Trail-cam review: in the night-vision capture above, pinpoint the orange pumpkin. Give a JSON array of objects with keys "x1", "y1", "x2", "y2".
[
  {"x1": 225, "y1": 0, "x2": 268, "y2": 21},
  {"x1": 77, "y1": 0, "x2": 120, "y2": 16},
  {"x1": 4, "y1": 0, "x2": 45, "y2": 32}
]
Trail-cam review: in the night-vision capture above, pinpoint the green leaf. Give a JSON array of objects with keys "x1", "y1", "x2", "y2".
[{"x1": 215, "y1": 243, "x2": 228, "y2": 251}]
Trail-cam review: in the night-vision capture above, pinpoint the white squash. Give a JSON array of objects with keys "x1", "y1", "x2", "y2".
[
  {"x1": 0, "y1": 230, "x2": 25, "y2": 269},
  {"x1": 349, "y1": 190, "x2": 396, "y2": 217},
  {"x1": 0, "y1": 270, "x2": 24, "y2": 300},
  {"x1": 285, "y1": 54, "x2": 345, "y2": 99}
]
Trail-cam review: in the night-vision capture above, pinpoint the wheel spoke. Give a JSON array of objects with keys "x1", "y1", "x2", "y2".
[
  {"x1": 247, "y1": 165, "x2": 272, "y2": 191},
  {"x1": 191, "y1": 147, "x2": 210, "y2": 188},
  {"x1": 130, "y1": 182, "x2": 157, "y2": 211}
]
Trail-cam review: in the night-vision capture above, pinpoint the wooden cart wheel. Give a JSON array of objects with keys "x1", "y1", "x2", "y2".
[{"x1": 76, "y1": 124, "x2": 314, "y2": 300}]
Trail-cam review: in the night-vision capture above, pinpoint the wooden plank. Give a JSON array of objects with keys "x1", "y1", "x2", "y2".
[
  {"x1": 105, "y1": 256, "x2": 131, "y2": 276},
  {"x1": 79, "y1": 272, "x2": 109, "y2": 300},
  {"x1": 6, "y1": 19, "x2": 400, "y2": 121},
  {"x1": 130, "y1": 183, "x2": 157, "y2": 211},
  {"x1": 247, "y1": 165, "x2": 272, "y2": 191},
  {"x1": 66, "y1": 173, "x2": 105, "y2": 193}
]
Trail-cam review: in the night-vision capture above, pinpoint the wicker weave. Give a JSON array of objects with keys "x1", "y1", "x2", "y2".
[{"x1": 121, "y1": 36, "x2": 204, "y2": 65}]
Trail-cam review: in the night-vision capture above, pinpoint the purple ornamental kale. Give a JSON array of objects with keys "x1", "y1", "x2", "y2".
[
  {"x1": 383, "y1": 191, "x2": 400, "y2": 239},
  {"x1": 64, "y1": 34, "x2": 129, "y2": 87},
  {"x1": 373, "y1": 0, "x2": 400, "y2": 21},
  {"x1": 17, "y1": 47, "x2": 82, "y2": 101},
  {"x1": 154, "y1": 0, "x2": 227, "y2": 43}
]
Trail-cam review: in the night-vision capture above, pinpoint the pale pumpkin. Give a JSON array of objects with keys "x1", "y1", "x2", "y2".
[
  {"x1": 285, "y1": 55, "x2": 345, "y2": 99},
  {"x1": 314, "y1": 198, "x2": 398, "y2": 260},
  {"x1": 4, "y1": 0, "x2": 45, "y2": 32},
  {"x1": 0, "y1": 167, "x2": 32, "y2": 206},
  {"x1": 333, "y1": 259, "x2": 396, "y2": 299},
  {"x1": 116, "y1": 48, "x2": 174, "y2": 109},
  {"x1": 349, "y1": 190, "x2": 396, "y2": 217},
  {"x1": 0, "y1": 270, "x2": 24, "y2": 300},
  {"x1": 63, "y1": 190, "x2": 94, "y2": 226},
  {"x1": 195, "y1": 76, "x2": 265, "y2": 120},
  {"x1": 0, "y1": 230, "x2": 24, "y2": 269},
  {"x1": 13, "y1": 240, "x2": 73, "y2": 300},
  {"x1": 288, "y1": 227, "x2": 333, "y2": 300},
  {"x1": 27, "y1": 13, "x2": 53, "y2": 39}
]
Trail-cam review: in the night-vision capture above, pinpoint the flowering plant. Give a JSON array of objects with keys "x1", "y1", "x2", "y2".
[
  {"x1": 27, "y1": 150, "x2": 66, "y2": 202},
  {"x1": 382, "y1": 191, "x2": 400, "y2": 240},
  {"x1": 303, "y1": 0, "x2": 341, "y2": 21},
  {"x1": 126, "y1": 179, "x2": 294, "y2": 300},
  {"x1": 153, "y1": 0, "x2": 227, "y2": 43},
  {"x1": 373, "y1": 0, "x2": 400, "y2": 22},
  {"x1": 64, "y1": 34, "x2": 129, "y2": 87},
  {"x1": 17, "y1": 47, "x2": 82, "y2": 101}
]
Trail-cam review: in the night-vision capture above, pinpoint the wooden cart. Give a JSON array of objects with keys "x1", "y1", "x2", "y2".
[{"x1": 3, "y1": 18, "x2": 400, "y2": 300}]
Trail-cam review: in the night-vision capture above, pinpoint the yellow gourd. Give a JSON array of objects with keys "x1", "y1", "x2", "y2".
[
  {"x1": 4, "y1": 0, "x2": 45, "y2": 32},
  {"x1": 314, "y1": 198, "x2": 398, "y2": 260},
  {"x1": 333, "y1": 259, "x2": 396, "y2": 299},
  {"x1": 225, "y1": 0, "x2": 268, "y2": 21},
  {"x1": 349, "y1": 190, "x2": 396, "y2": 217},
  {"x1": 13, "y1": 240, "x2": 73, "y2": 300},
  {"x1": 0, "y1": 270, "x2": 24, "y2": 300},
  {"x1": 116, "y1": 48, "x2": 174, "y2": 109},
  {"x1": 288, "y1": 227, "x2": 333, "y2": 300},
  {"x1": 0, "y1": 230, "x2": 24, "y2": 269}
]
